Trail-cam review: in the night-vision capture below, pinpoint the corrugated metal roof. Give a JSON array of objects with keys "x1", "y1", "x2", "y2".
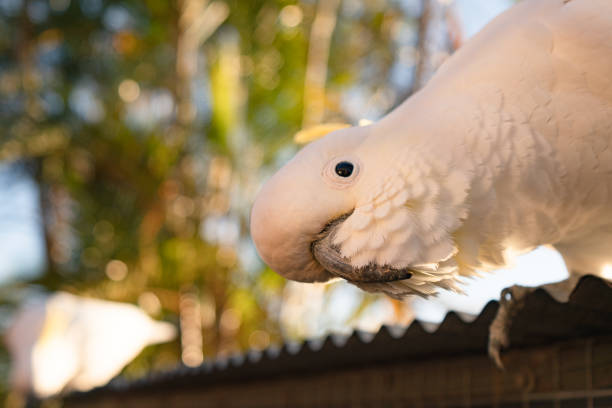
[{"x1": 68, "y1": 275, "x2": 612, "y2": 400}]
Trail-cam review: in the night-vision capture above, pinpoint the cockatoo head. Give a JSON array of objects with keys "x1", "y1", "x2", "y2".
[
  {"x1": 251, "y1": 123, "x2": 468, "y2": 298},
  {"x1": 251, "y1": 125, "x2": 369, "y2": 283}
]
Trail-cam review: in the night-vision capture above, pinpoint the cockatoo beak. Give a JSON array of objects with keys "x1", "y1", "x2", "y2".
[{"x1": 311, "y1": 214, "x2": 414, "y2": 283}]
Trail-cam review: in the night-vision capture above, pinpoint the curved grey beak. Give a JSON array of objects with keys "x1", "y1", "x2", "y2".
[{"x1": 311, "y1": 214, "x2": 414, "y2": 283}]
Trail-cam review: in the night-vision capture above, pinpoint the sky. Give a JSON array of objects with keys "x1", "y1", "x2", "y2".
[
  {"x1": 454, "y1": 0, "x2": 515, "y2": 38},
  {"x1": 0, "y1": 163, "x2": 46, "y2": 285}
]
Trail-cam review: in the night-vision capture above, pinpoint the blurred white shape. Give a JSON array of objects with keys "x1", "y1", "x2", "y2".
[
  {"x1": 355, "y1": 298, "x2": 395, "y2": 332},
  {"x1": 102, "y1": 4, "x2": 133, "y2": 31},
  {"x1": 280, "y1": 281, "x2": 327, "y2": 339},
  {"x1": 125, "y1": 88, "x2": 175, "y2": 130},
  {"x1": 150, "y1": 90, "x2": 175, "y2": 119},
  {"x1": 320, "y1": 283, "x2": 363, "y2": 334},
  {"x1": 69, "y1": 81, "x2": 105, "y2": 123},
  {"x1": 4, "y1": 292, "x2": 176, "y2": 397},
  {"x1": 602, "y1": 264, "x2": 612, "y2": 280},
  {"x1": 200, "y1": 214, "x2": 240, "y2": 246}
]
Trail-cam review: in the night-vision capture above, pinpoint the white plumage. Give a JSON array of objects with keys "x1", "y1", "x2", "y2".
[
  {"x1": 250, "y1": 0, "x2": 612, "y2": 298},
  {"x1": 4, "y1": 292, "x2": 176, "y2": 397}
]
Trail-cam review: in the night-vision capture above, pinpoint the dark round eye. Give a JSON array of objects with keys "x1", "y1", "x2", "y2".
[{"x1": 334, "y1": 161, "x2": 354, "y2": 177}]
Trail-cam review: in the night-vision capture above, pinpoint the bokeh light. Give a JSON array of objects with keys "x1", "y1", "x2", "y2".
[
  {"x1": 118, "y1": 79, "x2": 140, "y2": 103},
  {"x1": 279, "y1": 5, "x2": 303, "y2": 28},
  {"x1": 105, "y1": 260, "x2": 128, "y2": 281}
]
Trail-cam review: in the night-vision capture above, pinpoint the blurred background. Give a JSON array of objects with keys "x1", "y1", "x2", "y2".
[{"x1": 0, "y1": 0, "x2": 570, "y2": 405}]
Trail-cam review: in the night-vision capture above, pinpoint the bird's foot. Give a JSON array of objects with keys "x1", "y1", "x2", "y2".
[
  {"x1": 488, "y1": 276, "x2": 581, "y2": 369},
  {"x1": 488, "y1": 285, "x2": 533, "y2": 369}
]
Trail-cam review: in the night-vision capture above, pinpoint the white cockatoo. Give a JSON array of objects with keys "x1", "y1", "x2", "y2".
[
  {"x1": 4, "y1": 292, "x2": 176, "y2": 397},
  {"x1": 251, "y1": 0, "x2": 612, "y2": 361}
]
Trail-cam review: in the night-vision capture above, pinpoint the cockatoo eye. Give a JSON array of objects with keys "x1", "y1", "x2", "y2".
[
  {"x1": 322, "y1": 156, "x2": 361, "y2": 189},
  {"x1": 335, "y1": 161, "x2": 354, "y2": 177}
]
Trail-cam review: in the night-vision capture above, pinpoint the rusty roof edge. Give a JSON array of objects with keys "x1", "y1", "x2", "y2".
[
  {"x1": 66, "y1": 275, "x2": 612, "y2": 401},
  {"x1": 68, "y1": 299, "x2": 500, "y2": 399}
]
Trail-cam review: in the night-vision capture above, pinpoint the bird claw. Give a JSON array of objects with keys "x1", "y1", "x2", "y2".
[
  {"x1": 488, "y1": 276, "x2": 582, "y2": 368},
  {"x1": 488, "y1": 285, "x2": 534, "y2": 369}
]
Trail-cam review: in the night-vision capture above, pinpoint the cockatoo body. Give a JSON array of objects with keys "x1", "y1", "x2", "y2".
[
  {"x1": 4, "y1": 292, "x2": 176, "y2": 397},
  {"x1": 251, "y1": 0, "x2": 612, "y2": 300}
]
